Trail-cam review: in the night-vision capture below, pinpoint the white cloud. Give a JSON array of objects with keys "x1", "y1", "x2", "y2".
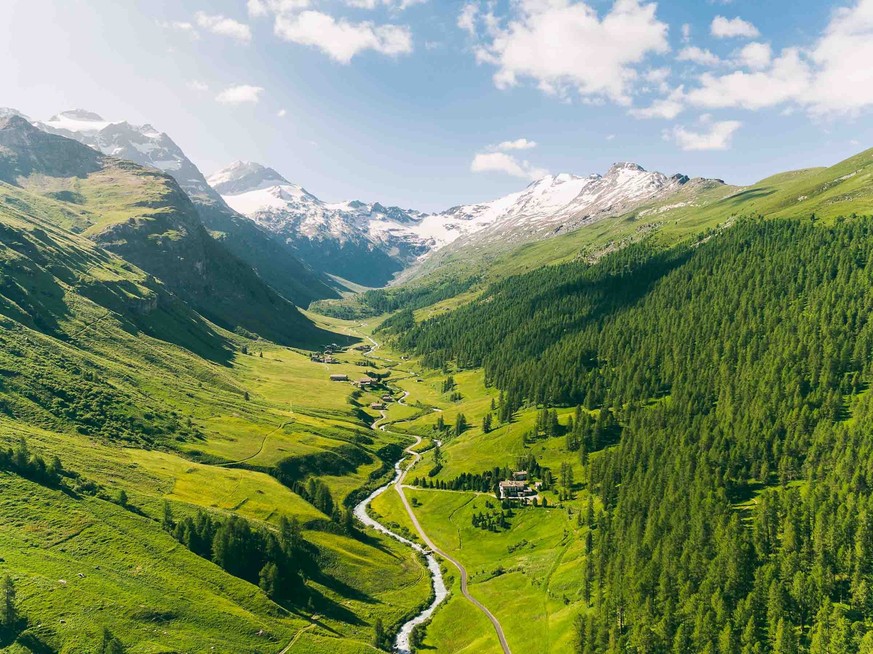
[
  {"x1": 472, "y1": 0, "x2": 670, "y2": 104},
  {"x1": 187, "y1": 80, "x2": 209, "y2": 92},
  {"x1": 471, "y1": 151, "x2": 548, "y2": 180},
  {"x1": 344, "y1": 0, "x2": 427, "y2": 8},
  {"x1": 274, "y1": 10, "x2": 413, "y2": 63},
  {"x1": 677, "y1": 46, "x2": 721, "y2": 66},
  {"x1": 194, "y1": 12, "x2": 252, "y2": 43},
  {"x1": 806, "y1": 0, "x2": 873, "y2": 114},
  {"x1": 666, "y1": 119, "x2": 742, "y2": 150},
  {"x1": 630, "y1": 85, "x2": 686, "y2": 119},
  {"x1": 685, "y1": 48, "x2": 811, "y2": 110},
  {"x1": 159, "y1": 20, "x2": 200, "y2": 39},
  {"x1": 736, "y1": 42, "x2": 771, "y2": 70},
  {"x1": 495, "y1": 138, "x2": 537, "y2": 151},
  {"x1": 248, "y1": 0, "x2": 268, "y2": 17},
  {"x1": 681, "y1": 23, "x2": 691, "y2": 42},
  {"x1": 458, "y1": 3, "x2": 478, "y2": 36},
  {"x1": 216, "y1": 84, "x2": 265, "y2": 104},
  {"x1": 711, "y1": 15, "x2": 760, "y2": 39},
  {"x1": 277, "y1": 108, "x2": 287, "y2": 117},
  {"x1": 249, "y1": 0, "x2": 311, "y2": 16}
]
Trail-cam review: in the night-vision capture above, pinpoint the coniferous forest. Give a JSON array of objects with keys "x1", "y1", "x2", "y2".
[{"x1": 395, "y1": 216, "x2": 873, "y2": 652}]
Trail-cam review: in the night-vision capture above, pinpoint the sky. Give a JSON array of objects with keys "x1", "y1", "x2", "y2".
[{"x1": 1, "y1": 0, "x2": 872, "y2": 212}]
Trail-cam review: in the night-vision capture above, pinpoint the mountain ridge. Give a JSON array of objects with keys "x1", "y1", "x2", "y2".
[{"x1": 21, "y1": 108, "x2": 338, "y2": 306}]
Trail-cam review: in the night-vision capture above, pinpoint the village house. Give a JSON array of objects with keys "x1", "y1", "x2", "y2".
[
  {"x1": 381, "y1": 394, "x2": 394, "y2": 402},
  {"x1": 358, "y1": 377, "x2": 377, "y2": 388},
  {"x1": 512, "y1": 470, "x2": 529, "y2": 481},
  {"x1": 370, "y1": 402, "x2": 386, "y2": 410},
  {"x1": 499, "y1": 480, "x2": 531, "y2": 501}
]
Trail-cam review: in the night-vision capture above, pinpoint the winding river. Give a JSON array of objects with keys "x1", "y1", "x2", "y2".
[{"x1": 353, "y1": 434, "x2": 448, "y2": 653}]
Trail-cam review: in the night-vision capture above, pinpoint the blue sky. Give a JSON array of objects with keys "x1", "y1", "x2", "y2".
[{"x1": 1, "y1": 0, "x2": 872, "y2": 211}]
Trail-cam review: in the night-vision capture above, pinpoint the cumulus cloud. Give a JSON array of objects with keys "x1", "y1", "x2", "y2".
[
  {"x1": 685, "y1": 48, "x2": 811, "y2": 110},
  {"x1": 711, "y1": 15, "x2": 760, "y2": 39},
  {"x1": 469, "y1": 0, "x2": 669, "y2": 104},
  {"x1": 495, "y1": 138, "x2": 537, "y2": 151},
  {"x1": 277, "y1": 108, "x2": 287, "y2": 117},
  {"x1": 665, "y1": 118, "x2": 742, "y2": 150},
  {"x1": 273, "y1": 10, "x2": 412, "y2": 63},
  {"x1": 806, "y1": 0, "x2": 873, "y2": 114},
  {"x1": 216, "y1": 84, "x2": 265, "y2": 104},
  {"x1": 736, "y1": 42, "x2": 772, "y2": 70},
  {"x1": 471, "y1": 151, "x2": 548, "y2": 180},
  {"x1": 677, "y1": 46, "x2": 722, "y2": 66},
  {"x1": 187, "y1": 80, "x2": 209, "y2": 92},
  {"x1": 194, "y1": 12, "x2": 252, "y2": 43},
  {"x1": 344, "y1": 0, "x2": 427, "y2": 8},
  {"x1": 159, "y1": 20, "x2": 200, "y2": 39},
  {"x1": 458, "y1": 3, "x2": 478, "y2": 35},
  {"x1": 642, "y1": 0, "x2": 873, "y2": 120},
  {"x1": 248, "y1": 0, "x2": 311, "y2": 16},
  {"x1": 630, "y1": 85, "x2": 686, "y2": 119}
]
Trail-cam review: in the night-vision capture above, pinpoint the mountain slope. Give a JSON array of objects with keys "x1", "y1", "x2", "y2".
[
  {"x1": 0, "y1": 114, "x2": 329, "y2": 347},
  {"x1": 36, "y1": 109, "x2": 337, "y2": 306},
  {"x1": 0, "y1": 170, "x2": 430, "y2": 652},
  {"x1": 210, "y1": 161, "x2": 430, "y2": 287},
  {"x1": 211, "y1": 160, "x2": 718, "y2": 287}
]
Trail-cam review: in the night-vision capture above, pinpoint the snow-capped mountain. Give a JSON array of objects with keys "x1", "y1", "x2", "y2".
[
  {"x1": 25, "y1": 109, "x2": 337, "y2": 306},
  {"x1": 436, "y1": 163, "x2": 696, "y2": 251},
  {"x1": 209, "y1": 161, "x2": 433, "y2": 286},
  {"x1": 210, "y1": 160, "x2": 716, "y2": 284},
  {"x1": 37, "y1": 110, "x2": 215, "y2": 199}
]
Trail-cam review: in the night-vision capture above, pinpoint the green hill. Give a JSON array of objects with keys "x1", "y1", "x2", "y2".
[
  {"x1": 0, "y1": 115, "x2": 331, "y2": 348},
  {"x1": 0, "y1": 125, "x2": 435, "y2": 652}
]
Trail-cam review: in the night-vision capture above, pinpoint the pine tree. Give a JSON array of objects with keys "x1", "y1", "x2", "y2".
[{"x1": 1, "y1": 575, "x2": 15, "y2": 628}]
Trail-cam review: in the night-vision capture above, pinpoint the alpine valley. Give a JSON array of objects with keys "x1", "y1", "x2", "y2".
[{"x1": 3, "y1": 101, "x2": 873, "y2": 654}]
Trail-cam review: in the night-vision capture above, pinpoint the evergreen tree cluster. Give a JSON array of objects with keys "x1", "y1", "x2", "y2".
[
  {"x1": 164, "y1": 506, "x2": 309, "y2": 603},
  {"x1": 0, "y1": 436, "x2": 63, "y2": 487},
  {"x1": 398, "y1": 217, "x2": 873, "y2": 651}
]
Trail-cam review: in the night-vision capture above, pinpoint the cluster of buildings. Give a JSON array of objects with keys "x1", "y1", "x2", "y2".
[{"x1": 498, "y1": 471, "x2": 542, "y2": 503}]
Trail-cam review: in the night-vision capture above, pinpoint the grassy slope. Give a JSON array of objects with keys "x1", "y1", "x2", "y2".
[
  {"x1": 0, "y1": 117, "x2": 331, "y2": 348},
  {"x1": 361, "y1": 335, "x2": 601, "y2": 654},
  {"x1": 402, "y1": 146, "x2": 873, "y2": 296},
  {"x1": 0, "y1": 186, "x2": 431, "y2": 651}
]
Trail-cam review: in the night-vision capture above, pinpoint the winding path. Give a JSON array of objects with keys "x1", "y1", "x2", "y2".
[
  {"x1": 356, "y1": 326, "x2": 512, "y2": 654},
  {"x1": 393, "y1": 439, "x2": 513, "y2": 654}
]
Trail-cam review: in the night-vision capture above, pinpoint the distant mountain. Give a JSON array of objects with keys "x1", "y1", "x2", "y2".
[
  {"x1": 211, "y1": 160, "x2": 716, "y2": 284},
  {"x1": 210, "y1": 161, "x2": 432, "y2": 287},
  {"x1": 33, "y1": 110, "x2": 337, "y2": 306},
  {"x1": 0, "y1": 114, "x2": 331, "y2": 347}
]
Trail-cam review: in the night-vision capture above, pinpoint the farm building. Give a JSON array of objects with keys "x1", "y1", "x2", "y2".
[
  {"x1": 381, "y1": 394, "x2": 394, "y2": 402},
  {"x1": 370, "y1": 402, "x2": 386, "y2": 410},
  {"x1": 330, "y1": 374, "x2": 349, "y2": 382}
]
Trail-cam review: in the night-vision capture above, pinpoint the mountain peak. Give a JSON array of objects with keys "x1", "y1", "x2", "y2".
[
  {"x1": 207, "y1": 161, "x2": 290, "y2": 195},
  {"x1": 44, "y1": 109, "x2": 113, "y2": 133},
  {"x1": 607, "y1": 162, "x2": 647, "y2": 175},
  {"x1": 49, "y1": 109, "x2": 106, "y2": 122}
]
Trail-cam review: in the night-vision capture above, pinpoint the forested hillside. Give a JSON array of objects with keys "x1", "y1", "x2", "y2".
[{"x1": 394, "y1": 216, "x2": 873, "y2": 652}]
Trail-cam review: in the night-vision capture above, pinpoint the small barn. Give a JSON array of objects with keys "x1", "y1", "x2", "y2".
[{"x1": 330, "y1": 374, "x2": 349, "y2": 382}]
